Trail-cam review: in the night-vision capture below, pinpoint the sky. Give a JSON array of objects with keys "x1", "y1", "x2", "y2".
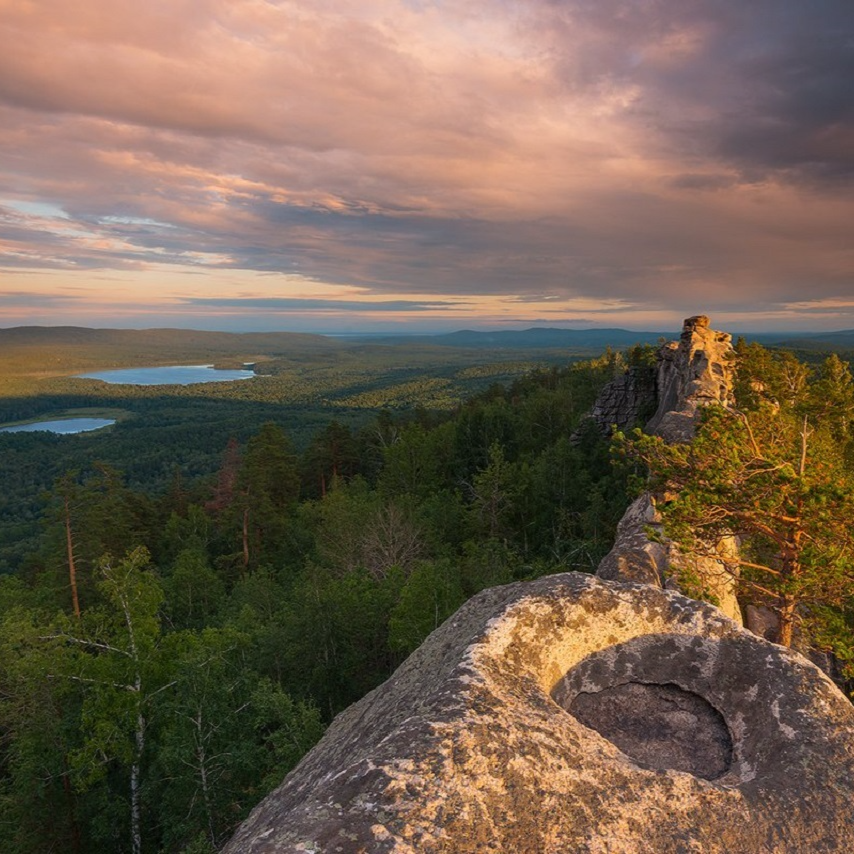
[{"x1": 0, "y1": 0, "x2": 852, "y2": 334}]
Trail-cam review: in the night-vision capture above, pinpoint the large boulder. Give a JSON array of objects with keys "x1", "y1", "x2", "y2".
[{"x1": 223, "y1": 574, "x2": 854, "y2": 853}]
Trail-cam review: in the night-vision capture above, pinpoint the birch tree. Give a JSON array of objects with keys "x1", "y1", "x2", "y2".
[{"x1": 45, "y1": 547, "x2": 167, "y2": 854}]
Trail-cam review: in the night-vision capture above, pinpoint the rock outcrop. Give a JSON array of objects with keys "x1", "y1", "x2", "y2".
[
  {"x1": 224, "y1": 574, "x2": 854, "y2": 853},
  {"x1": 645, "y1": 314, "x2": 736, "y2": 442},
  {"x1": 597, "y1": 315, "x2": 742, "y2": 622},
  {"x1": 574, "y1": 365, "x2": 657, "y2": 438},
  {"x1": 597, "y1": 492, "x2": 743, "y2": 624}
]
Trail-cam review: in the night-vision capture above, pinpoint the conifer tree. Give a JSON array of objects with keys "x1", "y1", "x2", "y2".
[{"x1": 622, "y1": 346, "x2": 854, "y2": 653}]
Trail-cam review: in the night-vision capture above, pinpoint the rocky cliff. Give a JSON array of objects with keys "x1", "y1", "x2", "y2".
[
  {"x1": 574, "y1": 364, "x2": 657, "y2": 438},
  {"x1": 597, "y1": 315, "x2": 742, "y2": 623},
  {"x1": 223, "y1": 574, "x2": 854, "y2": 853},
  {"x1": 645, "y1": 314, "x2": 736, "y2": 441}
]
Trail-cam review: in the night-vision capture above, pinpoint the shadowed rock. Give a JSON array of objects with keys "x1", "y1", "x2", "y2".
[
  {"x1": 568, "y1": 682, "x2": 733, "y2": 780},
  {"x1": 572, "y1": 364, "x2": 657, "y2": 439},
  {"x1": 223, "y1": 574, "x2": 854, "y2": 853}
]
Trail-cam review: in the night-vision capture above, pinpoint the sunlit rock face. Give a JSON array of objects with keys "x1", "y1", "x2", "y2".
[
  {"x1": 646, "y1": 314, "x2": 736, "y2": 443},
  {"x1": 223, "y1": 574, "x2": 854, "y2": 853},
  {"x1": 597, "y1": 315, "x2": 742, "y2": 623},
  {"x1": 597, "y1": 492, "x2": 743, "y2": 624}
]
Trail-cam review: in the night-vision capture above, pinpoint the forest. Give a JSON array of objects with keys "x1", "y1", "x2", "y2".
[{"x1": 0, "y1": 330, "x2": 852, "y2": 853}]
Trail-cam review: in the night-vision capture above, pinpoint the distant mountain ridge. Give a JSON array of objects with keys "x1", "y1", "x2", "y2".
[
  {"x1": 0, "y1": 326, "x2": 339, "y2": 351},
  {"x1": 2, "y1": 324, "x2": 853, "y2": 360},
  {"x1": 370, "y1": 327, "x2": 673, "y2": 349},
  {"x1": 765, "y1": 330, "x2": 854, "y2": 350}
]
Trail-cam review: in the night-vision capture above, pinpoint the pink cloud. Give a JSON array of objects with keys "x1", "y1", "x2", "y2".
[{"x1": 0, "y1": 0, "x2": 851, "y2": 328}]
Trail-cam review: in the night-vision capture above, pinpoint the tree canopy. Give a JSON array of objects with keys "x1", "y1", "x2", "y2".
[{"x1": 622, "y1": 345, "x2": 854, "y2": 656}]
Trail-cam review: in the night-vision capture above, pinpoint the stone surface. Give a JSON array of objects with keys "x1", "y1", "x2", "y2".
[
  {"x1": 223, "y1": 574, "x2": 854, "y2": 853},
  {"x1": 596, "y1": 493, "x2": 669, "y2": 586},
  {"x1": 568, "y1": 682, "x2": 733, "y2": 780},
  {"x1": 596, "y1": 492, "x2": 743, "y2": 624},
  {"x1": 598, "y1": 315, "x2": 742, "y2": 623},
  {"x1": 573, "y1": 365, "x2": 657, "y2": 438},
  {"x1": 645, "y1": 314, "x2": 736, "y2": 443}
]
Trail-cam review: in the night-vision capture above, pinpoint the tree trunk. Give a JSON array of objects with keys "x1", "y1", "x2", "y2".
[
  {"x1": 64, "y1": 496, "x2": 81, "y2": 619},
  {"x1": 242, "y1": 504, "x2": 250, "y2": 571},
  {"x1": 777, "y1": 597, "x2": 796, "y2": 647},
  {"x1": 193, "y1": 709, "x2": 218, "y2": 848},
  {"x1": 130, "y1": 716, "x2": 145, "y2": 854}
]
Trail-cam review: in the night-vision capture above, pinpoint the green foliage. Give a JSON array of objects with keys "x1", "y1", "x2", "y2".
[
  {"x1": 389, "y1": 559, "x2": 466, "y2": 654},
  {"x1": 163, "y1": 547, "x2": 225, "y2": 629},
  {"x1": 622, "y1": 344, "x2": 854, "y2": 652},
  {"x1": 0, "y1": 342, "x2": 652, "y2": 850},
  {"x1": 150, "y1": 627, "x2": 322, "y2": 850},
  {"x1": 0, "y1": 605, "x2": 87, "y2": 853}
]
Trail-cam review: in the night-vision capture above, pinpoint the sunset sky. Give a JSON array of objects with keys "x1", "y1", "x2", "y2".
[{"x1": 1, "y1": 0, "x2": 852, "y2": 333}]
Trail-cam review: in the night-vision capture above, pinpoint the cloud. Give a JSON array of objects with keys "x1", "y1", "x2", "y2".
[
  {"x1": 183, "y1": 296, "x2": 464, "y2": 312},
  {"x1": 0, "y1": 0, "x2": 851, "y2": 329},
  {"x1": 0, "y1": 290, "x2": 81, "y2": 307}
]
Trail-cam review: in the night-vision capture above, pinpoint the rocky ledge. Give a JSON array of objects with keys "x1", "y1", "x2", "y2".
[{"x1": 223, "y1": 574, "x2": 854, "y2": 853}]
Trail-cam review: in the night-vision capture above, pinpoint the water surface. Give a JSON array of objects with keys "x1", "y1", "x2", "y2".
[
  {"x1": 0, "y1": 418, "x2": 116, "y2": 435},
  {"x1": 76, "y1": 364, "x2": 255, "y2": 385}
]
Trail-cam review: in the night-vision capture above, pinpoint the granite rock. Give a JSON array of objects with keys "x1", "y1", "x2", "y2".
[
  {"x1": 645, "y1": 314, "x2": 736, "y2": 443},
  {"x1": 223, "y1": 574, "x2": 854, "y2": 853},
  {"x1": 598, "y1": 316, "x2": 741, "y2": 622},
  {"x1": 574, "y1": 365, "x2": 657, "y2": 438}
]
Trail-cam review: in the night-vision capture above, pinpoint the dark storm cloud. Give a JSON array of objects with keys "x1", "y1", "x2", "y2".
[{"x1": 617, "y1": 0, "x2": 851, "y2": 183}]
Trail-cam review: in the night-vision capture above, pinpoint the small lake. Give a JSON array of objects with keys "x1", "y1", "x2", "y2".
[
  {"x1": 0, "y1": 418, "x2": 116, "y2": 435},
  {"x1": 76, "y1": 364, "x2": 256, "y2": 385}
]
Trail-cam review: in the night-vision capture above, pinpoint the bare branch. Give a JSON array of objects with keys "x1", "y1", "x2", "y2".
[{"x1": 40, "y1": 634, "x2": 131, "y2": 658}]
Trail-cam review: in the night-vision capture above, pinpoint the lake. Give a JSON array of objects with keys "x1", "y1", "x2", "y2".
[
  {"x1": 76, "y1": 364, "x2": 256, "y2": 385},
  {"x1": 0, "y1": 418, "x2": 116, "y2": 435}
]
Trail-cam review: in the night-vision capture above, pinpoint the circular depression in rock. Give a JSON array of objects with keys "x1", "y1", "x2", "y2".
[{"x1": 568, "y1": 682, "x2": 733, "y2": 780}]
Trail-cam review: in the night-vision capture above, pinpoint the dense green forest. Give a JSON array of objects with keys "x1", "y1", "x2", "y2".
[
  {"x1": 0, "y1": 329, "x2": 593, "y2": 575},
  {"x1": 0, "y1": 332, "x2": 637, "y2": 854},
  {"x1": 1, "y1": 329, "x2": 853, "y2": 854}
]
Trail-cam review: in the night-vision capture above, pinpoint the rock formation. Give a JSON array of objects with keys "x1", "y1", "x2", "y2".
[
  {"x1": 645, "y1": 314, "x2": 736, "y2": 442},
  {"x1": 224, "y1": 574, "x2": 854, "y2": 853},
  {"x1": 573, "y1": 365, "x2": 657, "y2": 438},
  {"x1": 224, "y1": 315, "x2": 854, "y2": 852},
  {"x1": 597, "y1": 315, "x2": 742, "y2": 623}
]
